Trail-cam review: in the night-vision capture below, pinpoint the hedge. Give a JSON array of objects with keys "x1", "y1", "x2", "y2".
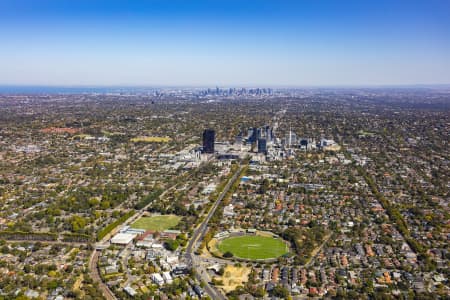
[{"x1": 97, "y1": 210, "x2": 135, "y2": 241}]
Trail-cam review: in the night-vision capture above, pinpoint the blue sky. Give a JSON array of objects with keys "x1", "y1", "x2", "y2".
[{"x1": 1, "y1": 0, "x2": 449, "y2": 86}]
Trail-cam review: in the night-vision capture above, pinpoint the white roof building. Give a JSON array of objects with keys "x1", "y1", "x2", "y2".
[
  {"x1": 166, "y1": 255, "x2": 179, "y2": 265},
  {"x1": 151, "y1": 273, "x2": 164, "y2": 286},
  {"x1": 162, "y1": 271, "x2": 173, "y2": 284},
  {"x1": 151, "y1": 243, "x2": 164, "y2": 249},
  {"x1": 223, "y1": 204, "x2": 235, "y2": 217},
  {"x1": 136, "y1": 240, "x2": 153, "y2": 248},
  {"x1": 124, "y1": 286, "x2": 137, "y2": 297},
  {"x1": 110, "y1": 233, "x2": 136, "y2": 245}
]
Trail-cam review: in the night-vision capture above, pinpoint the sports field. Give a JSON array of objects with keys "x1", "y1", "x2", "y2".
[
  {"x1": 130, "y1": 215, "x2": 181, "y2": 231},
  {"x1": 218, "y1": 235, "x2": 288, "y2": 260},
  {"x1": 130, "y1": 136, "x2": 172, "y2": 143}
]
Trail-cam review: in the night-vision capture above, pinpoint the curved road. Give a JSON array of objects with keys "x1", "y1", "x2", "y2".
[
  {"x1": 89, "y1": 160, "x2": 228, "y2": 300},
  {"x1": 88, "y1": 170, "x2": 192, "y2": 300},
  {"x1": 89, "y1": 250, "x2": 118, "y2": 300}
]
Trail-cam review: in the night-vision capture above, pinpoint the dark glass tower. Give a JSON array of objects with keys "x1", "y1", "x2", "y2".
[
  {"x1": 202, "y1": 129, "x2": 215, "y2": 153},
  {"x1": 257, "y1": 138, "x2": 267, "y2": 154},
  {"x1": 248, "y1": 127, "x2": 258, "y2": 143}
]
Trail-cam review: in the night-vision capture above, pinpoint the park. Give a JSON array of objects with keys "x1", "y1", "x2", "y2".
[
  {"x1": 217, "y1": 234, "x2": 289, "y2": 260},
  {"x1": 131, "y1": 215, "x2": 181, "y2": 232}
]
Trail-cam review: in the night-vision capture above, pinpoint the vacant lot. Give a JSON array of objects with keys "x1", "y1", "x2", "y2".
[
  {"x1": 215, "y1": 265, "x2": 251, "y2": 293},
  {"x1": 218, "y1": 235, "x2": 288, "y2": 260},
  {"x1": 131, "y1": 215, "x2": 181, "y2": 231}
]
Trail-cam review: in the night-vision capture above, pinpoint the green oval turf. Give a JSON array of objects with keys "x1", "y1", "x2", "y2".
[
  {"x1": 130, "y1": 215, "x2": 181, "y2": 231},
  {"x1": 218, "y1": 235, "x2": 288, "y2": 260}
]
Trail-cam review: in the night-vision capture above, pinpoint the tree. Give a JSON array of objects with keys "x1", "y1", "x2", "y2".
[
  {"x1": 164, "y1": 240, "x2": 179, "y2": 251},
  {"x1": 70, "y1": 215, "x2": 87, "y2": 233},
  {"x1": 223, "y1": 251, "x2": 234, "y2": 258},
  {"x1": 271, "y1": 285, "x2": 289, "y2": 298}
]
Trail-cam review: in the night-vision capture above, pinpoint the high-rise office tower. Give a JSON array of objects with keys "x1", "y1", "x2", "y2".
[
  {"x1": 202, "y1": 129, "x2": 215, "y2": 153},
  {"x1": 264, "y1": 125, "x2": 272, "y2": 142},
  {"x1": 248, "y1": 127, "x2": 258, "y2": 143},
  {"x1": 256, "y1": 128, "x2": 262, "y2": 140},
  {"x1": 257, "y1": 138, "x2": 267, "y2": 154}
]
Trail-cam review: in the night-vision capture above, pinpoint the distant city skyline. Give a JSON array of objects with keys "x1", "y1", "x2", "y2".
[{"x1": 1, "y1": 0, "x2": 450, "y2": 86}]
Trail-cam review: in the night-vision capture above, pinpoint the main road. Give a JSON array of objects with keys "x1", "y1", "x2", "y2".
[
  {"x1": 88, "y1": 158, "x2": 227, "y2": 300},
  {"x1": 89, "y1": 170, "x2": 191, "y2": 300},
  {"x1": 185, "y1": 164, "x2": 245, "y2": 300}
]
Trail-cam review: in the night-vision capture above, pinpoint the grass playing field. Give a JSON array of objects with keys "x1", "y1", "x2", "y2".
[
  {"x1": 130, "y1": 215, "x2": 181, "y2": 231},
  {"x1": 218, "y1": 235, "x2": 288, "y2": 260},
  {"x1": 130, "y1": 136, "x2": 172, "y2": 143}
]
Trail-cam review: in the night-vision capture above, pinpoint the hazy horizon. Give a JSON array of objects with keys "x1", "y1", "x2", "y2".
[{"x1": 1, "y1": 0, "x2": 450, "y2": 86}]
